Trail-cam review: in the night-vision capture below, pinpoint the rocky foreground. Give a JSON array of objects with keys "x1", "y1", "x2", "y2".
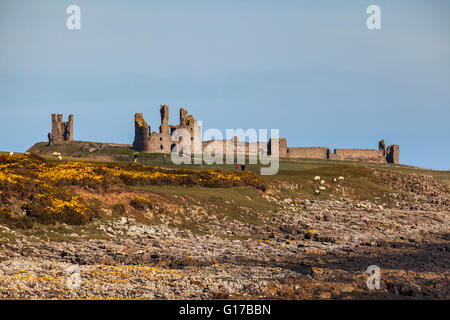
[{"x1": 0, "y1": 185, "x2": 448, "y2": 299}]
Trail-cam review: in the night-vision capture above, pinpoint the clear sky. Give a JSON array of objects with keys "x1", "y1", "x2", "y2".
[{"x1": 0, "y1": 0, "x2": 449, "y2": 170}]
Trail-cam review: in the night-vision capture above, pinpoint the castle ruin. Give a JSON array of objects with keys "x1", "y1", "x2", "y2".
[
  {"x1": 131, "y1": 106, "x2": 399, "y2": 164},
  {"x1": 133, "y1": 105, "x2": 201, "y2": 153},
  {"x1": 45, "y1": 107, "x2": 399, "y2": 164},
  {"x1": 283, "y1": 140, "x2": 398, "y2": 164},
  {"x1": 48, "y1": 114, "x2": 74, "y2": 145}
]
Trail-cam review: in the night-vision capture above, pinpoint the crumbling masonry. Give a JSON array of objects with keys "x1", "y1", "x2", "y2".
[
  {"x1": 46, "y1": 107, "x2": 399, "y2": 164},
  {"x1": 133, "y1": 105, "x2": 201, "y2": 153},
  {"x1": 284, "y1": 141, "x2": 399, "y2": 164},
  {"x1": 48, "y1": 114, "x2": 74, "y2": 145},
  {"x1": 131, "y1": 106, "x2": 399, "y2": 164}
]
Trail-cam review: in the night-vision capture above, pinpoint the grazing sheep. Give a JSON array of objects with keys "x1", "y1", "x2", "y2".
[
  {"x1": 338, "y1": 176, "x2": 344, "y2": 181},
  {"x1": 319, "y1": 186, "x2": 326, "y2": 191},
  {"x1": 314, "y1": 189, "x2": 320, "y2": 195},
  {"x1": 9, "y1": 152, "x2": 14, "y2": 156},
  {"x1": 320, "y1": 180, "x2": 325, "y2": 185},
  {"x1": 25, "y1": 152, "x2": 31, "y2": 155},
  {"x1": 52, "y1": 152, "x2": 61, "y2": 157},
  {"x1": 332, "y1": 177, "x2": 337, "y2": 183},
  {"x1": 57, "y1": 155, "x2": 63, "y2": 161},
  {"x1": 314, "y1": 176, "x2": 320, "y2": 181}
]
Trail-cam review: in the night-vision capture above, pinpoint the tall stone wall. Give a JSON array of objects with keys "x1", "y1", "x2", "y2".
[
  {"x1": 202, "y1": 138, "x2": 267, "y2": 157},
  {"x1": 287, "y1": 147, "x2": 329, "y2": 159},
  {"x1": 48, "y1": 114, "x2": 74, "y2": 145},
  {"x1": 133, "y1": 113, "x2": 151, "y2": 152},
  {"x1": 329, "y1": 149, "x2": 387, "y2": 163}
]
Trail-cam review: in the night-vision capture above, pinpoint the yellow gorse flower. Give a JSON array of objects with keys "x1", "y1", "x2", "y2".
[
  {"x1": 0, "y1": 153, "x2": 264, "y2": 221},
  {"x1": 36, "y1": 162, "x2": 105, "y2": 183},
  {"x1": 45, "y1": 196, "x2": 89, "y2": 216}
]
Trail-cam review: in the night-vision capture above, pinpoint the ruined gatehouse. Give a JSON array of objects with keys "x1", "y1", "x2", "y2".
[{"x1": 133, "y1": 105, "x2": 202, "y2": 153}]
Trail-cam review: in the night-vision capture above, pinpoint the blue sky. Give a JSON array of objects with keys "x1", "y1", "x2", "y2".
[{"x1": 0, "y1": 0, "x2": 449, "y2": 170}]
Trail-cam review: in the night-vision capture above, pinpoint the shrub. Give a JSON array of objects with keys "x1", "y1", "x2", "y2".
[
  {"x1": 0, "y1": 154, "x2": 265, "y2": 227},
  {"x1": 0, "y1": 207, "x2": 33, "y2": 229},
  {"x1": 130, "y1": 197, "x2": 154, "y2": 210},
  {"x1": 111, "y1": 203, "x2": 126, "y2": 217}
]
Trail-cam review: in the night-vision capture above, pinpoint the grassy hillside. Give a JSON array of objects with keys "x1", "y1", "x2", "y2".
[
  {"x1": 26, "y1": 140, "x2": 450, "y2": 187},
  {"x1": 0, "y1": 143, "x2": 447, "y2": 300},
  {"x1": 0, "y1": 142, "x2": 447, "y2": 242},
  {"x1": 0, "y1": 152, "x2": 264, "y2": 228}
]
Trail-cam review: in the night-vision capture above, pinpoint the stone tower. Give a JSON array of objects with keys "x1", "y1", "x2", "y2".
[
  {"x1": 378, "y1": 139, "x2": 386, "y2": 156},
  {"x1": 268, "y1": 138, "x2": 287, "y2": 157},
  {"x1": 180, "y1": 108, "x2": 188, "y2": 126},
  {"x1": 48, "y1": 114, "x2": 74, "y2": 145},
  {"x1": 159, "y1": 105, "x2": 169, "y2": 135},
  {"x1": 133, "y1": 113, "x2": 151, "y2": 152},
  {"x1": 386, "y1": 145, "x2": 399, "y2": 164}
]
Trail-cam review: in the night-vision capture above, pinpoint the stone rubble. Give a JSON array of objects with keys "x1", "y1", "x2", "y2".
[{"x1": 0, "y1": 172, "x2": 448, "y2": 299}]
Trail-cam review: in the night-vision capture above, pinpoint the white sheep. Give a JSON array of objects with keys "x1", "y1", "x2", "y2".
[
  {"x1": 332, "y1": 178, "x2": 337, "y2": 183},
  {"x1": 319, "y1": 186, "x2": 326, "y2": 191},
  {"x1": 57, "y1": 155, "x2": 63, "y2": 161},
  {"x1": 320, "y1": 180, "x2": 325, "y2": 185},
  {"x1": 9, "y1": 152, "x2": 14, "y2": 156},
  {"x1": 313, "y1": 176, "x2": 320, "y2": 181},
  {"x1": 52, "y1": 152, "x2": 61, "y2": 157},
  {"x1": 338, "y1": 176, "x2": 344, "y2": 181},
  {"x1": 314, "y1": 189, "x2": 320, "y2": 195}
]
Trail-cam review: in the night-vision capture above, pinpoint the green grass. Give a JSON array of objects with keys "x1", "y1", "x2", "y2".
[
  {"x1": 22, "y1": 140, "x2": 450, "y2": 204},
  {"x1": 133, "y1": 185, "x2": 278, "y2": 233},
  {"x1": 0, "y1": 230, "x2": 18, "y2": 244},
  {"x1": 26, "y1": 141, "x2": 450, "y2": 185},
  {"x1": 274, "y1": 157, "x2": 450, "y2": 186},
  {"x1": 2, "y1": 141, "x2": 448, "y2": 240},
  {"x1": 19, "y1": 222, "x2": 111, "y2": 242}
]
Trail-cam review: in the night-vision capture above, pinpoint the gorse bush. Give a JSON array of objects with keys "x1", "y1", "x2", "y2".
[
  {"x1": 0, "y1": 153, "x2": 265, "y2": 226},
  {"x1": 130, "y1": 197, "x2": 154, "y2": 210},
  {"x1": 0, "y1": 207, "x2": 33, "y2": 229}
]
